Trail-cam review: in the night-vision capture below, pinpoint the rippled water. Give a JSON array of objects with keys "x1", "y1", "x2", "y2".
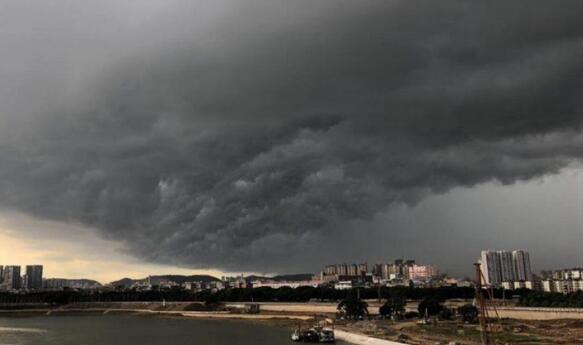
[{"x1": 0, "y1": 315, "x2": 350, "y2": 345}]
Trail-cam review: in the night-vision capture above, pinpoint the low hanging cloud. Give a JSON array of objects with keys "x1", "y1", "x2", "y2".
[{"x1": 1, "y1": 0, "x2": 583, "y2": 271}]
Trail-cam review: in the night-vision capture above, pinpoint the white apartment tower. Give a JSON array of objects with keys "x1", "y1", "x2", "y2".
[
  {"x1": 498, "y1": 250, "x2": 516, "y2": 282},
  {"x1": 481, "y1": 249, "x2": 533, "y2": 286},
  {"x1": 512, "y1": 250, "x2": 532, "y2": 281},
  {"x1": 481, "y1": 250, "x2": 502, "y2": 286}
]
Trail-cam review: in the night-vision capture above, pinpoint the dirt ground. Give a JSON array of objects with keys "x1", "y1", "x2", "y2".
[{"x1": 335, "y1": 318, "x2": 583, "y2": 345}]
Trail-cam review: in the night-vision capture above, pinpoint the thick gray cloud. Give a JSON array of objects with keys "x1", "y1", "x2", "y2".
[{"x1": 1, "y1": 0, "x2": 583, "y2": 272}]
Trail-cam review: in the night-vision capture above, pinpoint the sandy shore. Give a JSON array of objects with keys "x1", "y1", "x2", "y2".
[
  {"x1": 0, "y1": 308, "x2": 310, "y2": 320},
  {"x1": 334, "y1": 330, "x2": 406, "y2": 345}
]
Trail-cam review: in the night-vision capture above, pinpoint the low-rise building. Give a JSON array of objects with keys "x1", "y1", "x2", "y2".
[
  {"x1": 541, "y1": 279, "x2": 583, "y2": 294},
  {"x1": 501, "y1": 280, "x2": 540, "y2": 291},
  {"x1": 222, "y1": 275, "x2": 248, "y2": 289},
  {"x1": 334, "y1": 281, "x2": 353, "y2": 290},
  {"x1": 322, "y1": 259, "x2": 433, "y2": 282},
  {"x1": 251, "y1": 280, "x2": 321, "y2": 289},
  {"x1": 320, "y1": 272, "x2": 339, "y2": 283}
]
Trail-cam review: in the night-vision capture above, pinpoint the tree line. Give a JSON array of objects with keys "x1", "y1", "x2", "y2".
[
  {"x1": 0, "y1": 286, "x2": 475, "y2": 306},
  {"x1": 518, "y1": 290, "x2": 583, "y2": 308},
  {"x1": 336, "y1": 289, "x2": 479, "y2": 323}
]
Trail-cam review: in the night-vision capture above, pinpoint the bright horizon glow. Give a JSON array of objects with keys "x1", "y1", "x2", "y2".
[{"x1": 0, "y1": 213, "x2": 227, "y2": 284}]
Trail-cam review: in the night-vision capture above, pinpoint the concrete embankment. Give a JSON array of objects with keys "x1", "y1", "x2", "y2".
[
  {"x1": 491, "y1": 306, "x2": 583, "y2": 320},
  {"x1": 225, "y1": 302, "x2": 341, "y2": 314},
  {"x1": 335, "y1": 330, "x2": 406, "y2": 345},
  {"x1": 0, "y1": 308, "x2": 313, "y2": 321}
]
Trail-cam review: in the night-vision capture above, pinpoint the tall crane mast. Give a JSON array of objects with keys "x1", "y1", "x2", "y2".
[{"x1": 474, "y1": 262, "x2": 499, "y2": 345}]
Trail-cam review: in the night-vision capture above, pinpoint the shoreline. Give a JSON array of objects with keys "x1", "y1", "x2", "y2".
[
  {"x1": 0, "y1": 308, "x2": 313, "y2": 321},
  {"x1": 5, "y1": 303, "x2": 583, "y2": 344},
  {"x1": 0, "y1": 308, "x2": 405, "y2": 345}
]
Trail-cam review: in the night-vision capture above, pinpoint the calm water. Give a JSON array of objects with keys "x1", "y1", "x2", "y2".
[{"x1": 0, "y1": 315, "x2": 350, "y2": 345}]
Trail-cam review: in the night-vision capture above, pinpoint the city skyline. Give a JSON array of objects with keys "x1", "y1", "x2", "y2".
[
  {"x1": 1, "y1": 1, "x2": 583, "y2": 279},
  {"x1": 1, "y1": 204, "x2": 581, "y2": 282},
  {"x1": 0, "y1": 249, "x2": 568, "y2": 286}
]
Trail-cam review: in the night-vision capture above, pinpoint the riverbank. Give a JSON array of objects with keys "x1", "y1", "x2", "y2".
[
  {"x1": 0, "y1": 307, "x2": 407, "y2": 345},
  {"x1": 5, "y1": 302, "x2": 583, "y2": 344},
  {"x1": 0, "y1": 308, "x2": 311, "y2": 321},
  {"x1": 335, "y1": 330, "x2": 406, "y2": 345}
]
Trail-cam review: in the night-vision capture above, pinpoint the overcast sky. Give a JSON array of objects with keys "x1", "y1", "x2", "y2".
[{"x1": 1, "y1": 1, "x2": 583, "y2": 282}]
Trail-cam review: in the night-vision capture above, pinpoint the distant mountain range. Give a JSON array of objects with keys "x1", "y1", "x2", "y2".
[
  {"x1": 44, "y1": 278, "x2": 102, "y2": 288},
  {"x1": 109, "y1": 274, "x2": 221, "y2": 287},
  {"x1": 244, "y1": 274, "x2": 314, "y2": 282},
  {"x1": 108, "y1": 273, "x2": 314, "y2": 287}
]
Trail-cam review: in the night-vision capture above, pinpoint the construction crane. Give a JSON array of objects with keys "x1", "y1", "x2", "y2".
[{"x1": 474, "y1": 262, "x2": 500, "y2": 345}]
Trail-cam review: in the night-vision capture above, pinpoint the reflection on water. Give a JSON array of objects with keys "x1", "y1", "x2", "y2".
[
  {"x1": 0, "y1": 327, "x2": 47, "y2": 333},
  {"x1": 0, "y1": 315, "x2": 350, "y2": 345}
]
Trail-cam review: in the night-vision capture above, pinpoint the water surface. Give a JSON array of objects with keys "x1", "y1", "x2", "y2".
[{"x1": 0, "y1": 315, "x2": 350, "y2": 345}]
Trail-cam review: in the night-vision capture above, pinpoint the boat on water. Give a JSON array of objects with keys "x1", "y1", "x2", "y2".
[{"x1": 290, "y1": 326, "x2": 334, "y2": 343}]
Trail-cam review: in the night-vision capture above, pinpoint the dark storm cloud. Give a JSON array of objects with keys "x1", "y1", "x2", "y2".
[{"x1": 1, "y1": 0, "x2": 583, "y2": 271}]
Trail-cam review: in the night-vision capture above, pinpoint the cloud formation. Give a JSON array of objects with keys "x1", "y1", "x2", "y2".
[{"x1": 1, "y1": 1, "x2": 583, "y2": 271}]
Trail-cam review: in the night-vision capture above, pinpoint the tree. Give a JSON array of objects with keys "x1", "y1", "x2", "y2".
[
  {"x1": 379, "y1": 293, "x2": 406, "y2": 318},
  {"x1": 404, "y1": 311, "x2": 419, "y2": 319},
  {"x1": 457, "y1": 304, "x2": 479, "y2": 323},
  {"x1": 438, "y1": 307, "x2": 453, "y2": 320},
  {"x1": 417, "y1": 297, "x2": 444, "y2": 316},
  {"x1": 203, "y1": 290, "x2": 220, "y2": 309},
  {"x1": 337, "y1": 290, "x2": 368, "y2": 319},
  {"x1": 379, "y1": 303, "x2": 393, "y2": 317}
]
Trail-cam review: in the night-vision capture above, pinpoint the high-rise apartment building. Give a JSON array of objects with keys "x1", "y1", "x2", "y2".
[
  {"x1": 498, "y1": 250, "x2": 516, "y2": 282},
  {"x1": 322, "y1": 259, "x2": 432, "y2": 282},
  {"x1": 347, "y1": 264, "x2": 358, "y2": 276},
  {"x1": 481, "y1": 250, "x2": 502, "y2": 286},
  {"x1": 357, "y1": 263, "x2": 368, "y2": 275},
  {"x1": 2, "y1": 266, "x2": 21, "y2": 290},
  {"x1": 408, "y1": 265, "x2": 439, "y2": 280},
  {"x1": 372, "y1": 264, "x2": 382, "y2": 277},
  {"x1": 512, "y1": 250, "x2": 532, "y2": 281},
  {"x1": 481, "y1": 249, "x2": 533, "y2": 286},
  {"x1": 380, "y1": 264, "x2": 390, "y2": 279},
  {"x1": 25, "y1": 265, "x2": 43, "y2": 290},
  {"x1": 324, "y1": 263, "x2": 368, "y2": 277},
  {"x1": 324, "y1": 265, "x2": 337, "y2": 275}
]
